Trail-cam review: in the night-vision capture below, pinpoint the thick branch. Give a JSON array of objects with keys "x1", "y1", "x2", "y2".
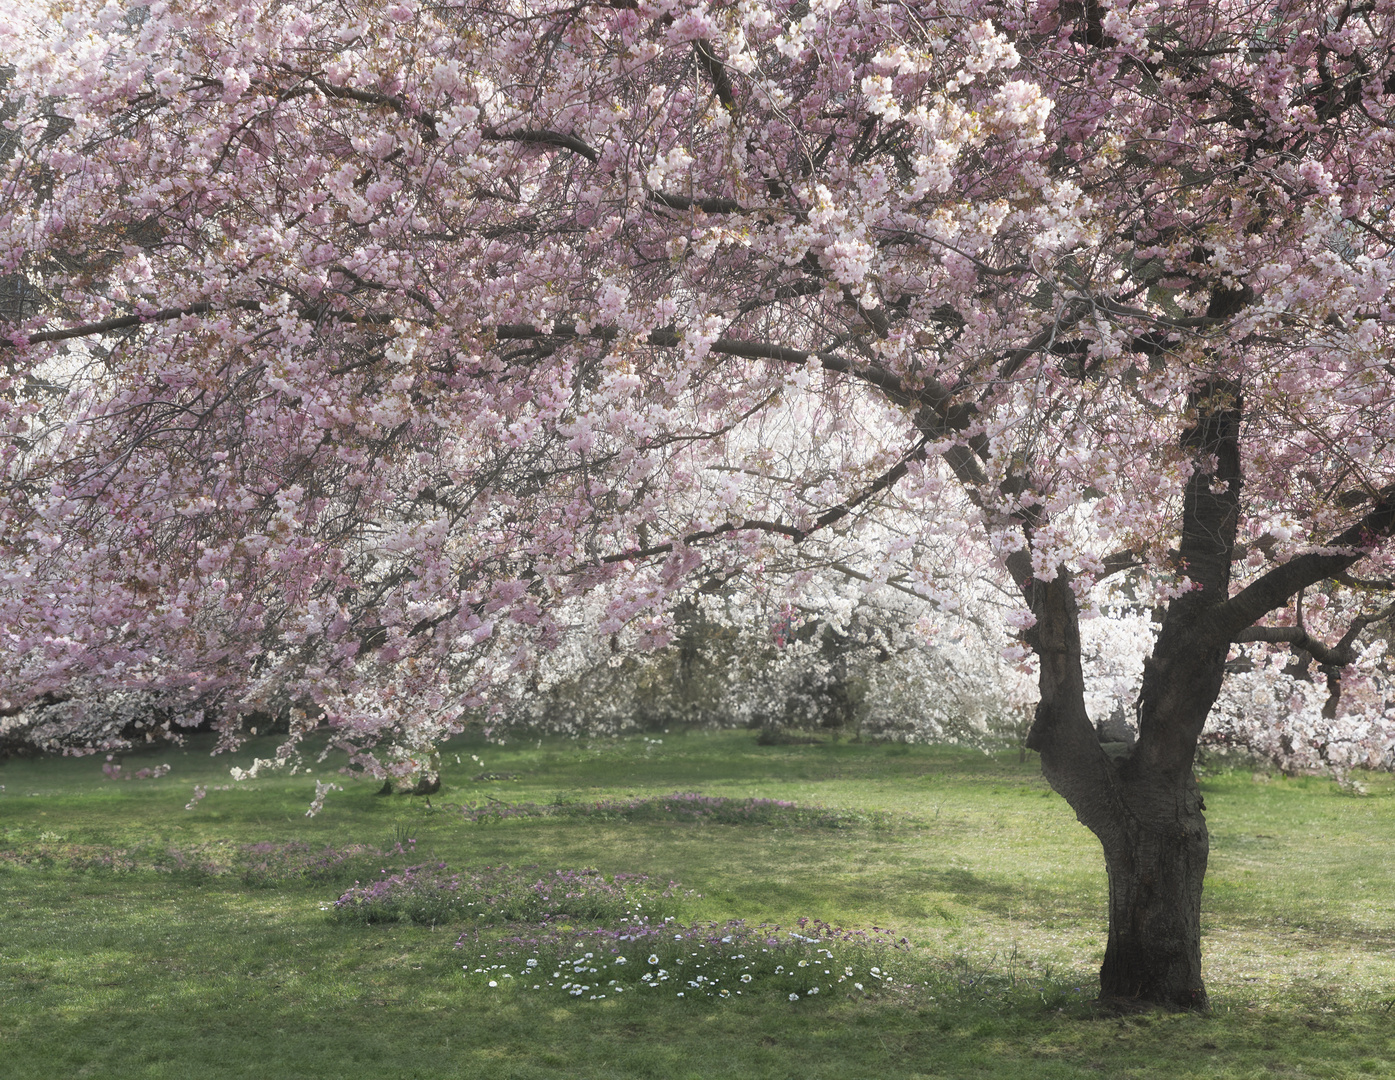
[
  {"x1": 1024, "y1": 574, "x2": 1126, "y2": 828},
  {"x1": 1100, "y1": 549, "x2": 1143, "y2": 579},
  {"x1": 482, "y1": 128, "x2": 599, "y2": 163},
  {"x1": 5, "y1": 302, "x2": 220, "y2": 346},
  {"x1": 1335, "y1": 571, "x2": 1395, "y2": 591},
  {"x1": 3, "y1": 298, "x2": 397, "y2": 348},
  {"x1": 1175, "y1": 380, "x2": 1244, "y2": 603},
  {"x1": 648, "y1": 191, "x2": 743, "y2": 214},
  {"x1": 493, "y1": 322, "x2": 924, "y2": 409},
  {"x1": 1232, "y1": 625, "x2": 1354, "y2": 667},
  {"x1": 1209, "y1": 487, "x2": 1395, "y2": 641},
  {"x1": 692, "y1": 40, "x2": 736, "y2": 112},
  {"x1": 1236, "y1": 598, "x2": 1395, "y2": 666},
  {"x1": 304, "y1": 75, "x2": 438, "y2": 140}
]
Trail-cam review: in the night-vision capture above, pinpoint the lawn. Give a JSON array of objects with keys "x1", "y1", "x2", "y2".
[{"x1": 1, "y1": 729, "x2": 1392, "y2": 1079}]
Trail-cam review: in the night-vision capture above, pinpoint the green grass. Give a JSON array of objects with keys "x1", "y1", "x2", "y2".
[{"x1": 2, "y1": 729, "x2": 1393, "y2": 1078}]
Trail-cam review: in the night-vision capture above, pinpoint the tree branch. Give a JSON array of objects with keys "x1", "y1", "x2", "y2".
[
  {"x1": 303, "y1": 75, "x2": 438, "y2": 140},
  {"x1": 5, "y1": 302, "x2": 220, "y2": 346},
  {"x1": 328, "y1": 264, "x2": 437, "y2": 315},
  {"x1": 493, "y1": 322, "x2": 924, "y2": 409},
  {"x1": 1175, "y1": 380, "x2": 1244, "y2": 604},
  {"x1": 3, "y1": 297, "x2": 399, "y2": 349},
  {"x1": 1099, "y1": 549, "x2": 1144, "y2": 579},
  {"x1": 596, "y1": 436, "x2": 931, "y2": 564},
  {"x1": 1236, "y1": 596, "x2": 1395, "y2": 720},
  {"x1": 482, "y1": 128, "x2": 599, "y2": 163},
  {"x1": 692, "y1": 40, "x2": 736, "y2": 112},
  {"x1": 1335, "y1": 571, "x2": 1395, "y2": 591},
  {"x1": 648, "y1": 191, "x2": 744, "y2": 214},
  {"x1": 1210, "y1": 486, "x2": 1395, "y2": 641},
  {"x1": 597, "y1": 518, "x2": 803, "y2": 564},
  {"x1": 1233, "y1": 624, "x2": 1354, "y2": 667}
]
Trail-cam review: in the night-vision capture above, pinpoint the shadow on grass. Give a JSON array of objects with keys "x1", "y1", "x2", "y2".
[{"x1": 5, "y1": 942, "x2": 1393, "y2": 1080}]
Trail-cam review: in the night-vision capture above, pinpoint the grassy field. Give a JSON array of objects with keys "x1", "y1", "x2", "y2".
[{"x1": 1, "y1": 728, "x2": 1392, "y2": 1079}]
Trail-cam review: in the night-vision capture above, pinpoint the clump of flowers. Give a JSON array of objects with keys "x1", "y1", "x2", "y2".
[
  {"x1": 330, "y1": 864, "x2": 690, "y2": 927},
  {"x1": 456, "y1": 792, "x2": 894, "y2": 829},
  {"x1": 460, "y1": 915, "x2": 910, "y2": 1002}
]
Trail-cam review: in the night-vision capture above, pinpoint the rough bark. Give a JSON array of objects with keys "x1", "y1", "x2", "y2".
[
  {"x1": 1096, "y1": 768, "x2": 1209, "y2": 1009},
  {"x1": 922, "y1": 308, "x2": 1395, "y2": 1008}
]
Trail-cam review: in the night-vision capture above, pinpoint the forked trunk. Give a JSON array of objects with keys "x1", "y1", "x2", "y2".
[
  {"x1": 1021, "y1": 381, "x2": 1246, "y2": 1009},
  {"x1": 1026, "y1": 575, "x2": 1220, "y2": 1011},
  {"x1": 1010, "y1": 354, "x2": 1395, "y2": 1012}
]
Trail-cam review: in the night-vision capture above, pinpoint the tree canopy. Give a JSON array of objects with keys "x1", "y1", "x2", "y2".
[{"x1": 4, "y1": 0, "x2": 1395, "y2": 1006}]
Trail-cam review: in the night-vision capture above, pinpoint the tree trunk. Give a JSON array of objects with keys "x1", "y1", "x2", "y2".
[
  {"x1": 1024, "y1": 573, "x2": 1217, "y2": 1011},
  {"x1": 995, "y1": 348, "x2": 1395, "y2": 1011},
  {"x1": 1075, "y1": 613, "x2": 1224, "y2": 1011},
  {"x1": 1096, "y1": 768, "x2": 1209, "y2": 1010},
  {"x1": 1006, "y1": 380, "x2": 1392, "y2": 1009}
]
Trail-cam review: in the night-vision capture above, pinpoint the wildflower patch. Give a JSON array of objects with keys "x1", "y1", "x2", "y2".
[{"x1": 460, "y1": 916, "x2": 911, "y2": 1002}]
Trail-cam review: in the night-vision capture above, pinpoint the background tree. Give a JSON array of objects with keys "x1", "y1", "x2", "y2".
[
  {"x1": 508, "y1": 574, "x2": 1036, "y2": 747},
  {"x1": 4, "y1": 0, "x2": 1395, "y2": 1009}
]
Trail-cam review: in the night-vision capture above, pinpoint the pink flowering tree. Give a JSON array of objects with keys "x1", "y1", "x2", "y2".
[{"x1": 5, "y1": 0, "x2": 1395, "y2": 1008}]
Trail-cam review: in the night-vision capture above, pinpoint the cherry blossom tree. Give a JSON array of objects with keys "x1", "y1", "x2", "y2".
[{"x1": 5, "y1": 0, "x2": 1395, "y2": 1009}]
